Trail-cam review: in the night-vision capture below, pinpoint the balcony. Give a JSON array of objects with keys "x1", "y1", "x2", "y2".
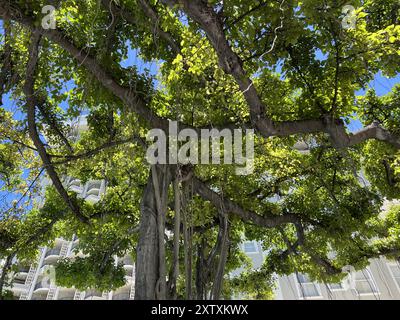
[
  {"x1": 57, "y1": 289, "x2": 76, "y2": 300},
  {"x1": 31, "y1": 293, "x2": 48, "y2": 300},
  {"x1": 13, "y1": 278, "x2": 26, "y2": 285},
  {"x1": 43, "y1": 248, "x2": 62, "y2": 266},
  {"x1": 84, "y1": 290, "x2": 104, "y2": 300},
  {"x1": 121, "y1": 256, "x2": 134, "y2": 266},
  {"x1": 17, "y1": 266, "x2": 30, "y2": 273},
  {"x1": 33, "y1": 279, "x2": 51, "y2": 292},
  {"x1": 86, "y1": 187, "x2": 101, "y2": 197},
  {"x1": 124, "y1": 274, "x2": 134, "y2": 284},
  {"x1": 14, "y1": 270, "x2": 28, "y2": 281},
  {"x1": 68, "y1": 179, "x2": 83, "y2": 194},
  {"x1": 85, "y1": 181, "x2": 102, "y2": 203},
  {"x1": 12, "y1": 278, "x2": 27, "y2": 291},
  {"x1": 58, "y1": 296, "x2": 75, "y2": 300},
  {"x1": 84, "y1": 295, "x2": 105, "y2": 300},
  {"x1": 45, "y1": 248, "x2": 61, "y2": 258},
  {"x1": 112, "y1": 293, "x2": 130, "y2": 300},
  {"x1": 71, "y1": 241, "x2": 79, "y2": 251}
]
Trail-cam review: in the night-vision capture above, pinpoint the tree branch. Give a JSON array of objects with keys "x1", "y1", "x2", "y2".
[
  {"x1": 224, "y1": 1, "x2": 269, "y2": 30},
  {"x1": 278, "y1": 222, "x2": 341, "y2": 275},
  {"x1": 36, "y1": 98, "x2": 74, "y2": 153},
  {"x1": 51, "y1": 135, "x2": 145, "y2": 166},
  {"x1": 0, "y1": 19, "x2": 12, "y2": 105},
  {"x1": 136, "y1": 0, "x2": 182, "y2": 55},
  {"x1": 192, "y1": 176, "x2": 301, "y2": 228},
  {"x1": 23, "y1": 30, "x2": 89, "y2": 224}
]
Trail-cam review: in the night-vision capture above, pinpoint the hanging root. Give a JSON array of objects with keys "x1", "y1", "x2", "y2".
[{"x1": 211, "y1": 210, "x2": 230, "y2": 300}]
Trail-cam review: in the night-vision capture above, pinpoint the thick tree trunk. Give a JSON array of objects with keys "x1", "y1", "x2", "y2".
[
  {"x1": 135, "y1": 171, "x2": 159, "y2": 300},
  {"x1": 135, "y1": 165, "x2": 171, "y2": 300}
]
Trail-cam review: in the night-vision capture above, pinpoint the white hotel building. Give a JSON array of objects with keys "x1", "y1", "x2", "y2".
[{"x1": 241, "y1": 240, "x2": 400, "y2": 300}]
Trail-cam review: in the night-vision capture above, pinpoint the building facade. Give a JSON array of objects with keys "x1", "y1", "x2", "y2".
[
  {"x1": 10, "y1": 237, "x2": 135, "y2": 300},
  {"x1": 240, "y1": 240, "x2": 400, "y2": 300},
  {"x1": 7, "y1": 176, "x2": 138, "y2": 300}
]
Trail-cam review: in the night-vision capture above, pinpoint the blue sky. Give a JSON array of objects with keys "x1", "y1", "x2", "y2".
[{"x1": 348, "y1": 72, "x2": 400, "y2": 132}]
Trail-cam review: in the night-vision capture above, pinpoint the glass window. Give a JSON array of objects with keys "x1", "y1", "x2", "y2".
[
  {"x1": 243, "y1": 241, "x2": 257, "y2": 253},
  {"x1": 328, "y1": 282, "x2": 343, "y2": 290},
  {"x1": 354, "y1": 270, "x2": 378, "y2": 294},
  {"x1": 296, "y1": 273, "x2": 321, "y2": 298},
  {"x1": 388, "y1": 263, "x2": 400, "y2": 287}
]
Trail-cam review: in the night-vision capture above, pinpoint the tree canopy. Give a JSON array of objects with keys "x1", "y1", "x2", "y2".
[{"x1": 0, "y1": 0, "x2": 400, "y2": 300}]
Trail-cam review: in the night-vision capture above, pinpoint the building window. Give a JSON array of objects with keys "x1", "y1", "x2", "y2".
[
  {"x1": 328, "y1": 282, "x2": 344, "y2": 291},
  {"x1": 296, "y1": 273, "x2": 321, "y2": 298},
  {"x1": 388, "y1": 263, "x2": 400, "y2": 288},
  {"x1": 354, "y1": 270, "x2": 378, "y2": 295},
  {"x1": 243, "y1": 241, "x2": 258, "y2": 253}
]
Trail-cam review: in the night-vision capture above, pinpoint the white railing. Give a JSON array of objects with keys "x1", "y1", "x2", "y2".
[
  {"x1": 46, "y1": 286, "x2": 57, "y2": 300},
  {"x1": 20, "y1": 264, "x2": 38, "y2": 299},
  {"x1": 73, "y1": 290, "x2": 84, "y2": 300},
  {"x1": 102, "y1": 292, "x2": 109, "y2": 300},
  {"x1": 25, "y1": 265, "x2": 37, "y2": 286},
  {"x1": 129, "y1": 267, "x2": 135, "y2": 300},
  {"x1": 59, "y1": 242, "x2": 69, "y2": 257},
  {"x1": 19, "y1": 292, "x2": 29, "y2": 300}
]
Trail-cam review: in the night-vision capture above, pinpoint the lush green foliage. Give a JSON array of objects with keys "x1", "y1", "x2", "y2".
[{"x1": 0, "y1": 0, "x2": 400, "y2": 299}]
